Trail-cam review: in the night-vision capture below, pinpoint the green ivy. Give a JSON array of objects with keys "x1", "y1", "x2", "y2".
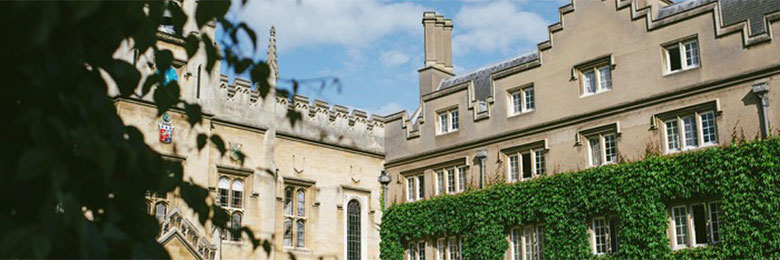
[{"x1": 380, "y1": 138, "x2": 780, "y2": 259}]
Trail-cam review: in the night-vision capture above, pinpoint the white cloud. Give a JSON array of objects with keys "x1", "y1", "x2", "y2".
[
  {"x1": 452, "y1": 1, "x2": 549, "y2": 55},
  {"x1": 372, "y1": 102, "x2": 405, "y2": 116},
  {"x1": 378, "y1": 50, "x2": 411, "y2": 67},
  {"x1": 233, "y1": 0, "x2": 425, "y2": 52}
]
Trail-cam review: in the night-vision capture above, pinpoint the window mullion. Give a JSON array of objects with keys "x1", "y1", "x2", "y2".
[
  {"x1": 695, "y1": 112, "x2": 704, "y2": 146},
  {"x1": 679, "y1": 42, "x2": 686, "y2": 70},
  {"x1": 600, "y1": 134, "x2": 607, "y2": 164},
  {"x1": 677, "y1": 118, "x2": 686, "y2": 150},
  {"x1": 593, "y1": 67, "x2": 601, "y2": 92}
]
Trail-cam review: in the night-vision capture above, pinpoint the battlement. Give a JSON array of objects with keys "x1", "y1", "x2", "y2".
[{"x1": 211, "y1": 75, "x2": 385, "y2": 155}]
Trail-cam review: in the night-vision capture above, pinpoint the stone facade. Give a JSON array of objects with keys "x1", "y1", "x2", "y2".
[
  {"x1": 108, "y1": 1, "x2": 386, "y2": 259},
  {"x1": 384, "y1": 0, "x2": 779, "y2": 259}
]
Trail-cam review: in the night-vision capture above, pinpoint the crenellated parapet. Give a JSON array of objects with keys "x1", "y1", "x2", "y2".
[{"x1": 211, "y1": 75, "x2": 385, "y2": 155}]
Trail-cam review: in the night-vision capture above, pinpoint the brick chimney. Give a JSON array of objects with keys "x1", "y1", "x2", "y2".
[{"x1": 419, "y1": 11, "x2": 453, "y2": 97}]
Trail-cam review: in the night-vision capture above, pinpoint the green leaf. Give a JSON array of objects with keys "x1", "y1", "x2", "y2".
[
  {"x1": 250, "y1": 62, "x2": 271, "y2": 97},
  {"x1": 105, "y1": 59, "x2": 141, "y2": 98},
  {"x1": 197, "y1": 134, "x2": 207, "y2": 151},
  {"x1": 152, "y1": 80, "x2": 180, "y2": 116},
  {"x1": 202, "y1": 34, "x2": 218, "y2": 73},
  {"x1": 194, "y1": 0, "x2": 229, "y2": 28},
  {"x1": 210, "y1": 134, "x2": 226, "y2": 156},
  {"x1": 183, "y1": 103, "x2": 202, "y2": 126},
  {"x1": 184, "y1": 34, "x2": 200, "y2": 59}
]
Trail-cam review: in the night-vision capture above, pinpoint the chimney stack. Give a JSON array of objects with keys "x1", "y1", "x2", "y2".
[{"x1": 419, "y1": 11, "x2": 454, "y2": 97}]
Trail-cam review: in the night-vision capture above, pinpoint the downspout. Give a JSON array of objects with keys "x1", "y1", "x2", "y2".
[{"x1": 752, "y1": 83, "x2": 770, "y2": 138}]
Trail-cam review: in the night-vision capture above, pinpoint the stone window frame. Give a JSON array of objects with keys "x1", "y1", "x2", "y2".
[
  {"x1": 577, "y1": 123, "x2": 621, "y2": 167},
  {"x1": 282, "y1": 177, "x2": 314, "y2": 250},
  {"x1": 572, "y1": 55, "x2": 614, "y2": 97},
  {"x1": 654, "y1": 100, "x2": 721, "y2": 154},
  {"x1": 405, "y1": 173, "x2": 425, "y2": 202},
  {"x1": 507, "y1": 83, "x2": 535, "y2": 117},
  {"x1": 668, "y1": 200, "x2": 723, "y2": 250},
  {"x1": 215, "y1": 165, "x2": 252, "y2": 242},
  {"x1": 501, "y1": 140, "x2": 548, "y2": 183},
  {"x1": 662, "y1": 35, "x2": 701, "y2": 75}
]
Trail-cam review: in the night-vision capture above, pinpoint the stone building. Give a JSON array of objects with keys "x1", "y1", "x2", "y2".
[
  {"x1": 109, "y1": 1, "x2": 386, "y2": 259},
  {"x1": 384, "y1": 0, "x2": 779, "y2": 259}
]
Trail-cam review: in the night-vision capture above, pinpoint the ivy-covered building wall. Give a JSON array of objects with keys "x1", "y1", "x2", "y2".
[{"x1": 380, "y1": 138, "x2": 780, "y2": 259}]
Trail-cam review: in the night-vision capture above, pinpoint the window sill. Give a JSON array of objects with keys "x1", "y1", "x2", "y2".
[
  {"x1": 508, "y1": 109, "x2": 534, "y2": 119},
  {"x1": 665, "y1": 143, "x2": 718, "y2": 154},
  {"x1": 436, "y1": 130, "x2": 459, "y2": 137},
  {"x1": 580, "y1": 89, "x2": 612, "y2": 98},
  {"x1": 222, "y1": 240, "x2": 244, "y2": 246},
  {"x1": 663, "y1": 66, "x2": 700, "y2": 77},
  {"x1": 283, "y1": 247, "x2": 311, "y2": 253}
]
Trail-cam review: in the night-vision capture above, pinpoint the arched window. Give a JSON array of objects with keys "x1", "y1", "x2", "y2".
[
  {"x1": 296, "y1": 189, "x2": 305, "y2": 217},
  {"x1": 284, "y1": 187, "x2": 293, "y2": 215},
  {"x1": 231, "y1": 212, "x2": 242, "y2": 241},
  {"x1": 218, "y1": 177, "x2": 230, "y2": 207},
  {"x1": 296, "y1": 219, "x2": 305, "y2": 247},
  {"x1": 155, "y1": 202, "x2": 167, "y2": 222},
  {"x1": 231, "y1": 179, "x2": 244, "y2": 208},
  {"x1": 347, "y1": 199, "x2": 361, "y2": 260}
]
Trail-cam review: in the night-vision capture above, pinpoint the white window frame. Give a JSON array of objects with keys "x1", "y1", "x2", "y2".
[
  {"x1": 283, "y1": 185, "x2": 308, "y2": 248},
  {"x1": 435, "y1": 170, "x2": 445, "y2": 195},
  {"x1": 587, "y1": 133, "x2": 618, "y2": 167},
  {"x1": 662, "y1": 110, "x2": 718, "y2": 154},
  {"x1": 457, "y1": 166, "x2": 467, "y2": 192},
  {"x1": 669, "y1": 201, "x2": 722, "y2": 250},
  {"x1": 406, "y1": 174, "x2": 425, "y2": 202},
  {"x1": 509, "y1": 85, "x2": 535, "y2": 115},
  {"x1": 579, "y1": 64, "x2": 612, "y2": 97},
  {"x1": 512, "y1": 224, "x2": 544, "y2": 260},
  {"x1": 506, "y1": 148, "x2": 546, "y2": 183},
  {"x1": 664, "y1": 38, "x2": 700, "y2": 74},
  {"x1": 408, "y1": 240, "x2": 426, "y2": 260},
  {"x1": 437, "y1": 108, "x2": 459, "y2": 135}
]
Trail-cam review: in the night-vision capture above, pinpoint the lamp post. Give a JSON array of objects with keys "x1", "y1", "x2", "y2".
[{"x1": 378, "y1": 170, "x2": 391, "y2": 210}]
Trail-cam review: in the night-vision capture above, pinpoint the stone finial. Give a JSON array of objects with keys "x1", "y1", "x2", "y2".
[{"x1": 267, "y1": 25, "x2": 279, "y2": 82}]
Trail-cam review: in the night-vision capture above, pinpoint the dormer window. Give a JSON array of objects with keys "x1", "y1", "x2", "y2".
[{"x1": 437, "y1": 108, "x2": 459, "y2": 135}]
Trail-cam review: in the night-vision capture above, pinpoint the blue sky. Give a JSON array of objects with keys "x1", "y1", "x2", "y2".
[{"x1": 220, "y1": 0, "x2": 579, "y2": 116}]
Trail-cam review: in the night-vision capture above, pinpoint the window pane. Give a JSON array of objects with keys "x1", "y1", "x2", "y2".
[
  {"x1": 231, "y1": 213, "x2": 242, "y2": 241},
  {"x1": 536, "y1": 225, "x2": 545, "y2": 260},
  {"x1": 418, "y1": 175, "x2": 425, "y2": 199},
  {"x1": 673, "y1": 206, "x2": 689, "y2": 247},
  {"x1": 296, "y1": 220, "x2": 305, "y2": 247},
  {"x1": 231, "y1": 190, "x2": 243, "y2": 208},
  {"x1": 589, "y1": 137, "x2": 602, "y2": 166},
  {"x1": 692, "y1": 204, "x2": 708, "y2": 244},
  {"x1": 665, "y1": 120, "x2": 680, "y2": 151},
  {"x1": 437, "y1": 240, "x2": 446, "y2": 260},
  {"x1": 407, "y1": 177, "x2": 415, "y2": 201},
  {"x1": 457, "y1": 167, "x2": 466, "y2": 192},
  {"x1": 684, "y1": 41, "x2": 699, "y2": 67},
  {"x1": 522, "y1": 153, "x2": 532, "y2": 180},
  {"x1": 218, "y1": 177, "x2": 230, "y2": 207},
  {"x1": 509, "y1": 155, "x2": 519, "y2": 182},
  {"x1": 347, "y1": 200, "x2": 361, "y2": 260},
  {"x1": 608, "y1": 216, "x2": 620, "y2": 254},
  {"x1": 683, "y1": 116, "x2": 699, "y2": 147},
  {"x1": 524, "y1": 87, "x2": 535, "y2": 111},
  {"x1": 523, "y1": 227, "x2": 534, "y2": 260},
  {"x1": 598, "y1": 66, "x2": 611, "y2": 90},
  {"x1": 284, "y1": 187, "x2": 293, "y2": 215},
  {"x1": 709, "y1": 202, "x2": 721, "y2": 243},
  {"x1": 155, "y1": 202, "x2": 167, "y2": 222},
  {"x1": 668, "y1": 45, "x2": 682, "y2": 71},
  {"x1": 436, "y1": 170, "x2": 445, "y2": 195},
  {"x1": 450, "y1": 110, "x2": 459, "y2": 130},
  {"x1": 584, "y1": 71, "x2": 596, "y2": 94},
  {"x1": 513, "y1": 91, "x2": 523, "y2": 114},
  {"x1": 440, "y1": 113, "x2": 448, "y2": 133},
  {"x1": 593, "y1": 218, "x2": 608, "y2": 254},
  {"x1": 604, "y1": 134, "x2": 618, "y2": 163},
  {"x1": 447, "y1": 169, "x2": 456, "y2": 193},
  {"x1": 419, "y1": 242, "x2": 426, "y2": 260},
  {"x1": 296, "y1": 189, "x2": 305, "y2": 217},
  {"x1": 409, "y1": 243, "x2": 416, "y2": 260},
  {"x1": 700, "y1": 111, "x2": 717, "y2": 144},
  {"x1": 534, "y1": 150, "x2": 545, "y2": 176},
  {"x1": 512, "y1": 228, "x2": 521, "y2": 260},
  {"x1": 449, "y1": 238, "x2": 458, "y2": 260},
  {"x1": 284, "y1": 218, "x2": 293, "y2": 247}
]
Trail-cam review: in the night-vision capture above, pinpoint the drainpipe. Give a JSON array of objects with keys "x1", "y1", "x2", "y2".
[
  {"x1": 752, "y1": 83, "x2": 771, "y2": 138},
  {"x1": 475, "y1": 149, "x2": 488, "y2": 189}
]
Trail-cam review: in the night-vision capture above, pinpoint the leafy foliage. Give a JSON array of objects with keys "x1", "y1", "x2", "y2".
[
  {"x1": 380, "y1": 138, "x2": 780, "y2": 259},
  {"x1": 0, "y1": 0, "x2": 281, "y2": 258}
]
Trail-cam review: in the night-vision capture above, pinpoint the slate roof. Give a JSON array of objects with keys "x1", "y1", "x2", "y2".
[{"x1": 435, "y1": 0, "x2": 780, "y2": 102}]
